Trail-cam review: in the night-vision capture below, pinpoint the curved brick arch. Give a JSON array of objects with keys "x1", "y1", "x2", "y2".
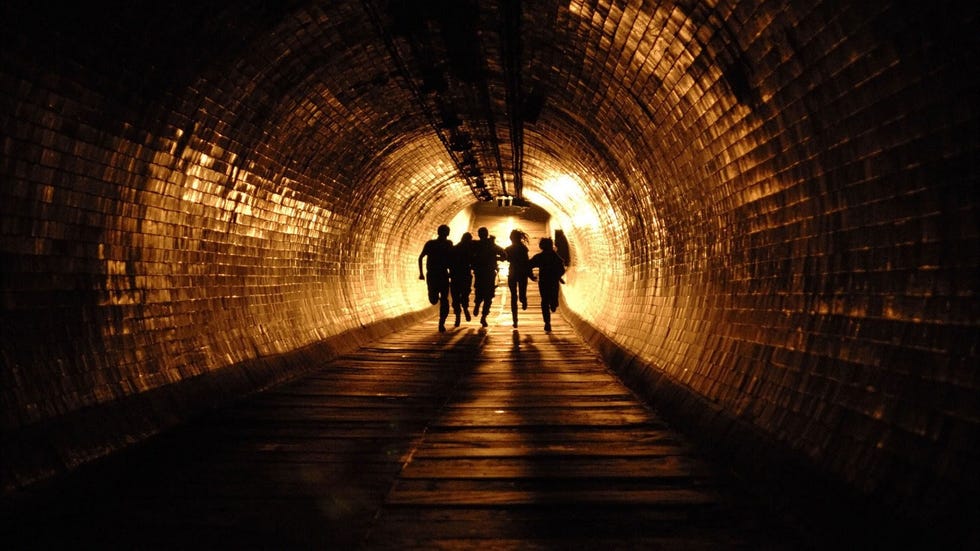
[{"x1": 1, "y1": 0, "x2": 977, "y2": 532}]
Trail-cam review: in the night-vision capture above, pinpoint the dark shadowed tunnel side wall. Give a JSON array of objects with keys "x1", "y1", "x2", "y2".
[{"x1": 0, "y1": 3, "x2": 476, "y2": 490}]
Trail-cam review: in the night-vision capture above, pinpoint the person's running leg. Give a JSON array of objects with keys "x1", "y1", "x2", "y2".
[
  {"x1": 450, "y1": 280, "x2": 462, "y2": 327},
  {"x1": 472, "y1": 278, "x2": 484, "y2": 318},
  {"x1": 427, "y1": 279, "x2": 439, "y2": 305},
  {"x1": 461, "y1": 274, "x2": 472, "y2": 321},
  {"x1": 508, "y1": 277, "x2": 519, "y2": 327},
  {"x1": 481, "y1": 272, "x2": 495, "y2": 326},
  {"x1": 436, "y1": 275, "x2": 450, "y2": 332},
  {"x1": 439, "y1": 294, "x2": 450, "y2": 331},
  {"x1": 540, "y1": 282, "x2": 557, "y2": 331},
  {"x1": 518, "y1": 277, "x2": 528, "y2": 310}
]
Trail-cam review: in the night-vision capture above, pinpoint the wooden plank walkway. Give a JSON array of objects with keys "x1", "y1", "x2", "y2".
[{"x1": 1, "y1": 287, "x2": 807, "y2": 549}]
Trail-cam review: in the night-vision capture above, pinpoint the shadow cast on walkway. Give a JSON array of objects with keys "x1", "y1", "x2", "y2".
[{"x1": 2, "y1": 291, "x2": 808, "y2": 549}]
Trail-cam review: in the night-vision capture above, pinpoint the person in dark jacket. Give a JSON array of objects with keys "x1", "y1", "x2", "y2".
[
  {"x1": 504, "y1": 229, "x2": 531, "y2": 328},
  {"x1": 418, "y1": 224, "x2": 454, "y2": 332},
  {"x1": 471, "y1": 227, "x2": 507, "y2": 327},
  {"x1": 528, "y1": 237, "x2": 566, "y2": 332},
  {"x1": 449, "y1": 232, "x2": 474, "y2": 327}
]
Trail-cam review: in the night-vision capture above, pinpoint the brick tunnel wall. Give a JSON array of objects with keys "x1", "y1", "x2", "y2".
[
  {"x1": 0, "y1": 3, "x2": 475, "y2": 490},
  {"x1": 541, "y1": 0, "x2": 979, "y2": 530},
  {"x1": 1, "y1": 0, "x2": 978, "y2": 535}
]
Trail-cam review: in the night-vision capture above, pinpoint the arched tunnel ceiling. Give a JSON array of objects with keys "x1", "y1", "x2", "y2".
[
  {"x1": 11, "y1": 0, "x2": 971, "y2": 257},
  {"x1": 4, "y1": 0, "x2": 764, "y2": 229},
  {"x1": 218, "y1": 0, "x2": 657, "y2": 220}
]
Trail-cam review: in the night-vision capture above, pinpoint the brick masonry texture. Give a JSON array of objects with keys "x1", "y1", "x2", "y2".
[{"x1": 1, "y1": 0, "x2": 978, "y2": 530}]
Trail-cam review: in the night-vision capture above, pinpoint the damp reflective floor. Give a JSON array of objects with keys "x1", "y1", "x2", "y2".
[{"x1": 1, "y1": 287, "x2": 810, "y2": 550}]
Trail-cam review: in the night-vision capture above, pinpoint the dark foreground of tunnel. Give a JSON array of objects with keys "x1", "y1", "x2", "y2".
[{"x1": 1, "y1": 0, "x2": 978, "y2": 546}]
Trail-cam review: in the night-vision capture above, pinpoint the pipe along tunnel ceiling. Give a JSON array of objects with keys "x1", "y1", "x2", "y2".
[{"x1": 1, "y1": 0, "x2": 978, "y2": 528}]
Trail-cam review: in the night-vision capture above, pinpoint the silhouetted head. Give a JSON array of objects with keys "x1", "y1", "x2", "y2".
[
  {"x1": 509, "y1": 229, "x2": 526, "y2": 244},
  {"x1": 437, "y1": 224, "x2": 450, "y2": 237},
  {"x1": 539, "y1": 237, "x2": 553, "y2": 251},
  {"x1": 459, "y1": 232, "x2": 472, "y2": 243},
  {"x1": 477, "y1": 227, "x2": 489, "y2": 239}
]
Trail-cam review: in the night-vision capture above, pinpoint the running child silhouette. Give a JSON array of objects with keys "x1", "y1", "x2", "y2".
[
  {"x1": 418, "y1": 224, "x2": 454, "y2": 332},
  {"x1": 504, "y1": 229, "x2": 531, "y2": 328},
  {"x1": 528, "y1": 237, "x2": 566, "y2": 332}
]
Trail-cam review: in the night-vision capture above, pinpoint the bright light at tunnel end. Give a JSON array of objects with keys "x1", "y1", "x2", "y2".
[{"x1": 524, "y1": 173, "x2": 602, "y2": 230}]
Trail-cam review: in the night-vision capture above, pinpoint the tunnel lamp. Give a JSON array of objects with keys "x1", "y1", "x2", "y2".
[{"x1": 496, "y1": 195, "x2": 513, "y2": 207}]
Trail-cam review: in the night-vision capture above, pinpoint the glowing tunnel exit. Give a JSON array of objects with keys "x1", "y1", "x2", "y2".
[{"x1": 521, "y1": 172, "x2": 636, "y2": 333}]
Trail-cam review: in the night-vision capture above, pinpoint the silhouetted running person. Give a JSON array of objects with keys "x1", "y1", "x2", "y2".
[
  {"x1": 449, "y1": 232, "x2": 474, "y2": 327},
  {"x1": 471, "y1": 227, "x2": 507, "y2": 327},
  {"x1": 504, "y1": 229, "x2": 531, "y2": 328},
  {"x1": 528, "y1": 237, "x2": 566, "y2": 332},
  {"x1": 418, "y1": 224, "x2": 454, "y2": 332}
]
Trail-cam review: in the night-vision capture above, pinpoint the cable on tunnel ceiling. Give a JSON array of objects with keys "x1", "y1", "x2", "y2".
[
  {"x1": 361, "y1": 0, "x2": 520, "y2": 202},
  {"x1": 501, "y1": 0, "x2": 525, "y2": 202}
]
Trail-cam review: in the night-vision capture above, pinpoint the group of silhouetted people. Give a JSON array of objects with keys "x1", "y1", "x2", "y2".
[{"x1": 419, "y1": 225, "x2": 566, "y2": 332}]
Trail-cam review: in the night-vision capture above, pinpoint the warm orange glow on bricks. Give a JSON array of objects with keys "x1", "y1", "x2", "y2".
[{"x1": 0, "y1": 3, "x2": 976, "y2": 541}]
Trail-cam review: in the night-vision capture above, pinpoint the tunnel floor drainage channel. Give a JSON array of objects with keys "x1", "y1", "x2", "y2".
[{"x1": 1, "y1": 293, "x2": 808, "y2": 550}]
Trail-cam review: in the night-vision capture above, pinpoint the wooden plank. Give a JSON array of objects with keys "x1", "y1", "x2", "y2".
[
  {"x1": 364, "y1": 504, "x2": 801, "y2": 550},
  {"x1": 210, "y1": 407, "x2": 443, "y2": 422},
  {"x1": 419, "y1": 427, "x2": 686, "y2": 443},
  {"x1": 384, "y1": 487, "x2": 723, "y2": 507},
  {"x1": 429, "y1": 410, "x2": 663, "y2": 427},
  {"x1": 413, "y1": 439, "x2": 693, "y2": 458},
  {"x1": 398, "y1": 456, "x2": 717, "y2": 479},
  {"x1": 363, "y1": 536, "x2": 746, "y2": 550}
]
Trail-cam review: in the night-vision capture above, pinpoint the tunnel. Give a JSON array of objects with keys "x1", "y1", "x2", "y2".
[{"x1": 1, "y1": 0, "x2": 978, "y2": 547}]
